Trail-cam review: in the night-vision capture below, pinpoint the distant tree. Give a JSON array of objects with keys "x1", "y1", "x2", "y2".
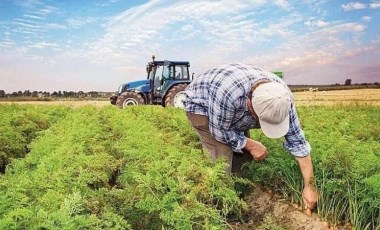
[
  {"x1": 345, "y1": 79, "x2": 352, "y2": 86},
  {"x1": 0, "y1": 90, "x2": 5, "y2": 97},
  {"x1": 88, "y1": 91, "x2": 99, "y2": 98},
  {"x1": 78, "y1": 91, "x2": 84, "y2": 98},
  {"x1": 17, "y1": 91, "x2": 23, "y2": 96},
  {"x1": 23, "y1": 90, "x2": 31, "y2": 97},
  {"x1": 58, "y1": 91, "x2": 62, "y2": 97},
  {"x1": 11, "y1": 92, "x2": 18, "y2": 97},
  {"x1": 67, "y1": 91, "x2": 75, "y2": 97},
  {"x1": 374, "y1": 82, "x2": 378, "y2": 85},
  {"x1": 32, "y1": 91, "x2": 38, "y2": 97},
  {"x1": 52, "y1": 91, "x2": 58, "y2": 97}
]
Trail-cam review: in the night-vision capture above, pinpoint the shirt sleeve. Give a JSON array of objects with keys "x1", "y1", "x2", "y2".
[
  {"x1": 284, "y1": 104, "x2": 311, "y2": 157},
  {"x1": 207, "y1": 86, "x2": 247, "y2": 152}
]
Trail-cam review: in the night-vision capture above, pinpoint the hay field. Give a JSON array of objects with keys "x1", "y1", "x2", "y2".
[{"x1": 293, "y1": 88, "x2": 380, "y2": 106}]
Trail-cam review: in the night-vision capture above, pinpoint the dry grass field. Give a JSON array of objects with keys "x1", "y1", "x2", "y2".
[
  {"x1": 1, "y1": 89, "x2": 379, "y2": 107},
  {"x1": 293, "y1": 88, "x2": 380, "y2": 106}
]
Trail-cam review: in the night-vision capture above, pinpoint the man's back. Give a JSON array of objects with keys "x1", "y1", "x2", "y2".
[{"x1": 183, "y1": 63, "x2": 288, "y2": 116}]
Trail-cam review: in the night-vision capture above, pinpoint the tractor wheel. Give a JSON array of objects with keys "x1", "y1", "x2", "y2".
[
  {"x1": 116, "y1": 92, "x2": 145, "y2": 109},
  {"x1": 165, "y1": 84, "x2": 188, "y2": 108}
]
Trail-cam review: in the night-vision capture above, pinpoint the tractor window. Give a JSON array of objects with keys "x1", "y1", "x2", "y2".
[
  {"x1": 153, "y1": 66, "x2": 162, "y2": 90},
  {"x1": 174, "y1": 65, "x2": 189, "y2": 79},
  {"x1": 162, "y1": 65, "x2": 174, "y2": 79},
  {"x1": 148, "y1": 66, "x2": 155, "y2": 80}
]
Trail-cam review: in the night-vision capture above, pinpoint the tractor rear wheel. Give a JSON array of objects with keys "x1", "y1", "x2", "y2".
[
  {"x1": 165, "y1": 84, "x2": 188, "y2": 108},
  {"x1": 116, "y1": 92, "x2": 145, "y2": 109}
]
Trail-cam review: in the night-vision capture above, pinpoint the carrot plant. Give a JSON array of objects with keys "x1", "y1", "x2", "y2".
[
  {"x1": 246, "y1": 105, "x2": 380, "y2": 229},
  {"x1": 0, "y1": 106, "x2": 129, "y2": 229},
  {"x1": 0, "y1": 104, "x2": 69, "y2": 173},
  {"x1": 101, "y1": 106, "x2": 245, "y2": 229},
  {"x1": 0, "y1": 105, "x2": 244, "y2": 229},
  {"x1": 1, "y1": 104, "x2": 378, "y2": 229}
]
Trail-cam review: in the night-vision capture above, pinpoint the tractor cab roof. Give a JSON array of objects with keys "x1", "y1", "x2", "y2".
[{"x1": 149, "y1": 61, "x2": 190, "y2": 66}]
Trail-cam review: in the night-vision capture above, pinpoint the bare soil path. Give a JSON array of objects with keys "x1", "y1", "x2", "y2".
[{"x1": 230, "y1": 186, "x2": 341, "y2": 230}]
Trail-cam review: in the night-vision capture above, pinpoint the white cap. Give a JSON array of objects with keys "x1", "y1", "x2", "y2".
[{"x1": 251, "y1": 82, "x2": 291, "y2": 138}]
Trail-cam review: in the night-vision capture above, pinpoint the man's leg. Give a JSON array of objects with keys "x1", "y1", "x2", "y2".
[{"x1": 186, "y1": 112, "x2": 233, "y2": 173}]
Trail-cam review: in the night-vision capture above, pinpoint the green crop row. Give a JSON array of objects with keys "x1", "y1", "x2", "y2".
[
  {"x1": 246, "y1": 105, "x2": 380, "y2": 229},
  {"x1": 1, "y1": 104, "x2": 379, "y2": 229},
  {"x1": 0, "y1": 105, "x2": 70, "y2": 173},
  {"x1": 0, "y1": 105, "x2": 244, "y2": 229}
]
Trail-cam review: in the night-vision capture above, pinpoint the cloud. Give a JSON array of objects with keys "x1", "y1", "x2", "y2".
[
  {"x1": 304, "y1": 18, "x2": 329, "y2": 28},
  {"x1": 86, "y1": 0, "x2": 292, "y2": 66},
  {"x1": 13, "y1": 0, "x2": 43, "y2": 9},
  {"x1": 362, "y1": 16, "x2": 372, "y2": 21},
  {"x1": 341, "y1": 2, "x2": 367, "y2": 11},
  {"x1": 34, "y1": 5, "x2": 58, "y2": 15},
  {"x1": 320, "y1": 22, "x2": 365, "y2": 34},
  {"x1": 66, "y1": 17, "x2": 97, "y2": 28},
  {"x1": 27, "y1": 41, "x2": 60, "y2": 49},
  {"x1": 0, "y1": 40, "x2": 16, "y2": 48},
  {"x1": 14, "y1": 21, "x2": 41, "y2": 29},
  {"x1": 370, "y1": 2, "x2": 380, "y2": 8},
  {"x1": 23, "y1": 14, "x2": 44, "y2": 20},
  {"x1": 273, "y1": 0, "x2": 289, "y2": 9},
  {"x1": 344, "y1": 44, "x2": 380, "y2": 58}
]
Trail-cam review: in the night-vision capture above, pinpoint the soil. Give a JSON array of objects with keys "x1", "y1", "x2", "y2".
[{"x1": 229, "y1": 186, "x2": 336, "y2": 230}]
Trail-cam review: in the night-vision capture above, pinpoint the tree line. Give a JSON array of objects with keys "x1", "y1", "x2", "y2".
[{"x1": 0, "y1": 90, "x2": 113, "y2": 98}]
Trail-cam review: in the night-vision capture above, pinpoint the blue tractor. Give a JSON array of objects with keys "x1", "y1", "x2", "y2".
[{"x1": 110, "y1": 55, "x2": 192, "y2": 109}]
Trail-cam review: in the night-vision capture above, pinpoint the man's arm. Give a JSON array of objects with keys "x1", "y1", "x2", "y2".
[
  {"x1": 295, "y1": 155, "x2": 318, "y2": 209},
  {"x1": 284, "y1": 104, "x2": 318, "y2": 209}
]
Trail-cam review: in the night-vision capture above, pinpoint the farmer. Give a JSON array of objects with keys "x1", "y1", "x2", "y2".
[{"x1": 183, "y1": 63, "x2": 318, "y2": 210}]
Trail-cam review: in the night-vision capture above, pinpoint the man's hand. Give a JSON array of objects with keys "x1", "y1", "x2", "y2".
[
  {"x1": 303, "y1": 184, "x2": 318, "y2": 210},
  {"x1": 244, "y1": 138, "x2": 268, "y2": 161}
]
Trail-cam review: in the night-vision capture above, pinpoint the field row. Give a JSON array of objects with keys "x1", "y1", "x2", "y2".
[
  {"x1": 0, "y1": 104, "x2": 379, "y2": 229},
  {"x1": 0, "y1": 105, "x2": 242, "y2": 229}
]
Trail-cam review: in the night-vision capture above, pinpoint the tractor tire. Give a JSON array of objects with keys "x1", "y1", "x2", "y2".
[
  {"x1": 165, "y1": 84, "x2": 188, "y2": 108},
  {"x1": 116, "y1": 92, "x2": 145, "y2": 109}
]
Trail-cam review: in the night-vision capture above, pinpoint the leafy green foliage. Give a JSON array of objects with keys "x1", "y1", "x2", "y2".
[
  {"x1": 0, "y1": 104, "x2": 70, "y2": 173},
  {"x1": 0, "y1": 105, "x2": 244, "y2": 229},
  {"x1": 1, "y1": 104, "x2": 378, "y2": 229},
  {"x1": 246, "y1": 105, "x2": 380, "y2": 229}
]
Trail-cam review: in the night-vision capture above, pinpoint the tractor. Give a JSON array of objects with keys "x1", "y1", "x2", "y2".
[{"x1": 110, "y1": 55, "x2": 192, "y2": 109}]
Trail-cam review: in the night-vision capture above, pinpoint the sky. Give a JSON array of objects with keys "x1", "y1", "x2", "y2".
[{"x1": 0, "y1": 0, "x2": 379, "y2": 93}]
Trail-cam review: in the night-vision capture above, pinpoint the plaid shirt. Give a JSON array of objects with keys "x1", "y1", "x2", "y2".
[{"x1": 183, "y1": 63, "x2": 311, "y2": 157}]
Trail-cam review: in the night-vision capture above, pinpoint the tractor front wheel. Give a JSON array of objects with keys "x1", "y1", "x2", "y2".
[
  {"x1": 165, "y1": 84, "x2": 188, "y2": 108},
  {"x1": 116, "y1": 92, "x2": 145, "y2": 109}
]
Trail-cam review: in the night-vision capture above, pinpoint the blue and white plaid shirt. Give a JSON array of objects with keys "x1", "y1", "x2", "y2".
[{"x1": 183, "y1": 63, "x2": 311, "y2": 157}]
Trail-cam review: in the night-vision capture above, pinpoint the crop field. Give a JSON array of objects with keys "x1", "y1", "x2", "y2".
[{"x1": 0, "y1": 90, "x2": 379, "y2": 229}]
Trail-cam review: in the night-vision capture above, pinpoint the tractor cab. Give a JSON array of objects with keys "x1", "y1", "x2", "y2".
[{"x1": 146, "y1": 57, "x2": 191, "y2": 104}]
